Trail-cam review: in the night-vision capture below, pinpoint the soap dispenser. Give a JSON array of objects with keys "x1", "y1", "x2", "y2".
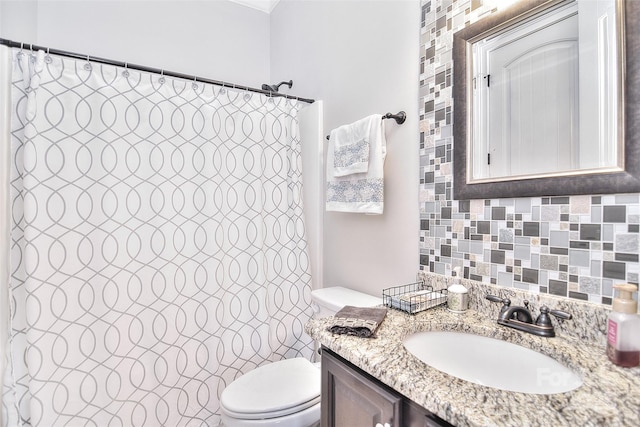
[
  {"x1": 606, "y1": 284, "x2": 640, "y2": 367},
  {"x1": 447, "y1": 267, "x2": 469, "y2": 313}
]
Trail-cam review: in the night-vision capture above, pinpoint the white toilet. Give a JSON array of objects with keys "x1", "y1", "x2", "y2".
[{"x1": 220, "y1": 286, "x2": 381, "y2": 427}]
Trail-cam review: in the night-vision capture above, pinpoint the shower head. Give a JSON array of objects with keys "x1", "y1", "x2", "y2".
[{"x1": 261, "y1": 80, "x2": 293, "y2": 93}]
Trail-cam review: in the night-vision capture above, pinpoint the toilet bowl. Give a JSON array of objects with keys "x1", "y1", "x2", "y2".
[
  {"x1": 220, "y1": 357, "x2": 321, "y2": 427},
  {"x1": 219, "y1": 286, "x2": 381, "y2": 427}
]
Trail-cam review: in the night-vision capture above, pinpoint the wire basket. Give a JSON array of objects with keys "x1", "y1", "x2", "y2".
[{"x1": 382, "y1": 281, "x2": 448, "y2": 315}]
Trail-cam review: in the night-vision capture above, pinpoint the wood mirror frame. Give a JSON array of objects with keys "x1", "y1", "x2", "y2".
[{"x1": 453, "y1": 0, "x2": 640, "y2": 200}]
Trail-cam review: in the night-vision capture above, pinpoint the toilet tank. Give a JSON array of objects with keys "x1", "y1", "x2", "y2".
[{"x1": 310, "y1": 286, "x2": 381, "y2": 318}]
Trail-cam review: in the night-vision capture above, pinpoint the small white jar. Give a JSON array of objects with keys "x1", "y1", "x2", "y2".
[{"x1": 447, "y1": 283, "x2": 469, "y2": 313}]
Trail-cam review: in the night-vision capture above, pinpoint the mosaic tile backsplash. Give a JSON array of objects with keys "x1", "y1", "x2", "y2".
[{"x1": 418, "y1": 0, "x2": 640, "y2": 306}]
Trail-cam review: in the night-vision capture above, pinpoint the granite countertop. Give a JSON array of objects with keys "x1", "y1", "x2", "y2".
[{"x1": 305, "y1": 306, "x2": 640, "y2": 427}]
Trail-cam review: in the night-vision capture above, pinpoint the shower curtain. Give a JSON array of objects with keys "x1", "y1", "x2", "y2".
[{"x1": 1, "y1": 47, "x2": 314, "y2": 427}]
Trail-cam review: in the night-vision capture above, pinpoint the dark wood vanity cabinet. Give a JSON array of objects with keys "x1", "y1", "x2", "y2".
[
  {"x1": 321, "y1": 348, "x2": 454, "y2": 427},
  {"x1": 321, "y1": 347, "x2": 402, "y2": 427},
  {"x1": 404, "y1": 399, "x2": 454, "y2": 427}
]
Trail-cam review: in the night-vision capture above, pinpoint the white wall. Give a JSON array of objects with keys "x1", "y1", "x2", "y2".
[
  {"x1": 0, "y1": 0, "x2": 271, "y2": 87},
  {"x1": 1, "y1": 0, "x2": 422, "y2": 298},
  {"x1": 270, "y1": 0, "x2": 421, "y2": 297},
  {"x1": 299, "y1": 101, "x2": 325, "y2": 291},
  {"x1": 0, "y1": 1, "x2": 38, "y2": 41}
]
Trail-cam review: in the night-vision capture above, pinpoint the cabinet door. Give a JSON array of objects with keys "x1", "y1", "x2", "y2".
[
  {"x1": 404, "y1": 399, "x2": 454, "y2": 427},
  {"x1": 321, "y1": 349, "x2": 402, "y2": 427}
]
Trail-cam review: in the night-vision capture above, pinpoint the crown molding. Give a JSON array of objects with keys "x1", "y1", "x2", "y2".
[{"x1": 228, "y1": 0, "x2": 280, "y2": 14}]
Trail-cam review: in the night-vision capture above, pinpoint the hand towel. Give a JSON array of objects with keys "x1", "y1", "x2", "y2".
[
  {"x1": 327, "y1": 305, "x2": 387, "y2": 338},
  {"x1": 326, "y1": 114, "x2": 386, "y2": 214},
  {"x1": 330, "y1": 116, "x2": 375, "y2": 177}
]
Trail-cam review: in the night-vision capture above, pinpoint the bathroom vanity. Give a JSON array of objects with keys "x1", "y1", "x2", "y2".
[
  {"x1": 306, "y1": 297, "x2": 640, "y2": 427},
  {"x1": 321, "y1": 348, "x2": 452, "y2": 427}
]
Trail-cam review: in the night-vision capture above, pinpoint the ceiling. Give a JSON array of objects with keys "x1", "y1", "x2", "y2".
[{"x1": 228, "y1": 0, "x2": 281, "y2": 14}]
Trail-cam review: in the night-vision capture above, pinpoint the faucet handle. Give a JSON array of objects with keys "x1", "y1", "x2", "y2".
[
  {"x1": 486, "y1": 295, "x2": 511, "y2": 317},
  {"x1": 535, "y1": 306, "x2": 572, "y2": 327},
  {"x1": 486, "y1": 295, "x2": 510, "y2": 306},
  {"x1": 548, "y1": 307, "x2": 572, "y2": 320}
]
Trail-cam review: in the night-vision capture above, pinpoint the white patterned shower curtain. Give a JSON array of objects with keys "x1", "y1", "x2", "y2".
[{"x1": 1, "y1": 47, "x2": 314, "y2": 427}]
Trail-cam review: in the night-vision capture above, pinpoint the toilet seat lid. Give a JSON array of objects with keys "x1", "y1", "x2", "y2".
[{"x1": 220, "y1": 358, "x2": 321, "y2": 419}]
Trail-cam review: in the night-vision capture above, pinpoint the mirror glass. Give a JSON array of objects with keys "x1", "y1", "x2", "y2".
[
  {"x1": 453, "y1": 0, "x2": 640, "y2": 199},
  {"x1": 470, "y1": 0, "x2": 622, "y2": 183}
]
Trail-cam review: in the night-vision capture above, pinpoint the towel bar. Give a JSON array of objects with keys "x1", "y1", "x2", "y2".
[
  {"x1": 325, "y1": 111, "x2": 406, "y2": 140},
  {"x1": 382, "y1": 111, "x2": 407, "y2": 125}
]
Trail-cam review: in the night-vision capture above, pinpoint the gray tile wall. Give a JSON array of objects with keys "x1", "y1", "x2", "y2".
[{"x1": 419, "y1": 0, "x2": 639, "y2": 306}]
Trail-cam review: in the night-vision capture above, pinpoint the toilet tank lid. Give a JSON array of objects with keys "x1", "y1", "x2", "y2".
[{"x1": 311, "y1": 286, "x2": 381, "y2": 312}]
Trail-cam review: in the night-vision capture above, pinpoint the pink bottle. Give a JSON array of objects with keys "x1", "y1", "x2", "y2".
[{"x1": 606, "y1": 284, "x2": 640, "y2": 368}]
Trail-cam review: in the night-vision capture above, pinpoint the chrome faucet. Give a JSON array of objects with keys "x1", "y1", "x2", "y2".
[{"x1": 486, "y1": 295, "x2": 572, "y2": 337}]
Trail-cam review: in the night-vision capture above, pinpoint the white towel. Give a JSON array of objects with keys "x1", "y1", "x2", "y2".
[
  {"x1": 330, "y1": 116, "x2": 375, "y2": 177},
  {"x1": 326, "y1": 114, "x2": 386, "y2": 214}
]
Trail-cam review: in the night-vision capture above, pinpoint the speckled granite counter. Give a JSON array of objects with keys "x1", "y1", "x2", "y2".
[{"x1": 306, "y1": 306, "x2": 640, "y2": 427}]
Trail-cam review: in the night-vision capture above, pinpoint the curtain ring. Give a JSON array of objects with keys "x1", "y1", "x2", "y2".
[
  {"x1": 192, "y1": 76, "x2": 198, "y2": 90},
  {"x1": 159, "y1": 69, "x2": 165, "y2": 84},
  {"x1": 27, "y1": 44, "x2": 34, "y2": 64},
  {"x1": 122, "y1": 62, "x2": 129, "y2": 78},
  {"x1": 84, "y1": 54, "x2": 92, "y2": 71}
]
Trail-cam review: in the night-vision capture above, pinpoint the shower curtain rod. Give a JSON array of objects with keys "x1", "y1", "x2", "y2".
[{"x1": 0, "y1": 38, "x2": 315, "y2": 104}]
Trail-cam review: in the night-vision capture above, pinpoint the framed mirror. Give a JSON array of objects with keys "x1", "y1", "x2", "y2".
[{"x1": 453, "y1": 0, "x2": 640, "y2": 199}]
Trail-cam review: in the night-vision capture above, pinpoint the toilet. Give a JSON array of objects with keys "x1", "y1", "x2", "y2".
[{"x1": 220, "y1": 286, "x2": 381, "y2": 427}]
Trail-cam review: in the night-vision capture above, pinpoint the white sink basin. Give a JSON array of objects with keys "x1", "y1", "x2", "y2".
[{"x1": 403, "y1": 331, "x2": 582, "y2": 394}]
